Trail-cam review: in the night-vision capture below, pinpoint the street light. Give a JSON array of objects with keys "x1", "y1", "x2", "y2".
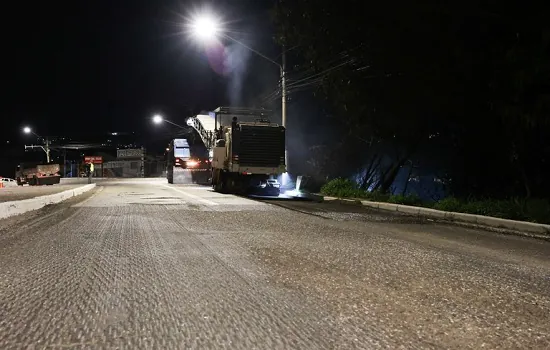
[
  {"x1": 153, "y1": 114, "x2": 163, "y2": 124},
  {"x1": 151, "y1": 114, "x2": 187, "y2": 129},
  {"x1": 189, "y1": 14, "x2": 220, "y2": 41},
  {"x1": 188, "y1": 13, "x2": 288, "y2": 168},
  {"x1": 22, "y1": 126, "x2": 51, "y2": 163}
]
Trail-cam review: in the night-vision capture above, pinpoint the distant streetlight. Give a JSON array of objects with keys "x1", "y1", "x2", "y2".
[
  {"x1": 22, "y1": 126, "x2": 51, "y2": 163},
  {"x1": 188, "y1": 13, "x2": 288, "y2": 168},
  {"x1": 151, "y1": 114, "x2": 187, "y2": 129},
  {"x1": 153, "y1": 114, "x2": 163, "y2": 124}
]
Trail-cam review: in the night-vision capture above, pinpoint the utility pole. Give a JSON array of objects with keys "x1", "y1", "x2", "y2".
[
  {"x1": 45, "y1": 137, "x2": 51, "y2": 163},
  {"x1": 281, "y1": 47, "x2": 288, "y2": 172},
  {"x1": 63, "y1": 149, "x2": 67, "y2": 176},
  {"x1": 281, "y1": 47, "x2": 287, "y2": 128},
  {"x1": 24, "y1": 136, "x2": 51, "y2": 163}
]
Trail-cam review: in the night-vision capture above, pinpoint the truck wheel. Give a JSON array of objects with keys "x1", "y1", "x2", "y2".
[
  {"x1": 213, "y1": 170, "x2": 224, "y2": 192},
  {"x1": 218, "y1": 178, "x2": 227, "y2": 193}
]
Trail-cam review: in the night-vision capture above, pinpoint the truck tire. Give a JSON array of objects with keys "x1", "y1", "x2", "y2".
[{"x1": 213, "y1": 169, "x2": 223, "y2": 192}]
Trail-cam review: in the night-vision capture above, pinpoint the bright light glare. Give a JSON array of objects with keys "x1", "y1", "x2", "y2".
[
  {"x1": 153, "y1": 115, "x2": 163, "y2": 124},
  {"x1": 186, "y1": 160, "x2": 199, "y2": 167},
  {"x1": 23, "y1": 127, "x2": 31, "y2": 134},
  {"x1": 280, "y1": 172, "x2": 291, "y2": 187},
  {"x1": 190, "y1": 14, "x2": 220, "y2": 40}
]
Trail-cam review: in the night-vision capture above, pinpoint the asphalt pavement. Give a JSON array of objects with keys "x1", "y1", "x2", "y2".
[{"x1": 0, "y1": 179, "x2": 549, "y2": 349}]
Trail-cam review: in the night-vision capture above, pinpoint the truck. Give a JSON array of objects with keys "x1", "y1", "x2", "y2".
[
  {"x1": 15, "y1": 163, "x2": 61, "y2": 186},
  {"x1": 167, "y1": 138, "x2": 211, "y2": 184},
  {"x1": 210, "y1": 107, "x2": 285, "y2": 196}
]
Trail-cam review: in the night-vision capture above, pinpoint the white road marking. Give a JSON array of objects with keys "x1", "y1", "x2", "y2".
[{"x1": 163, "y1": 185, "x2": 219, "y2": 206}]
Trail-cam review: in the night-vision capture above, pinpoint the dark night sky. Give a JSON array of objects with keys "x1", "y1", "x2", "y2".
[{"x1": 1, "y1": 0, "x2": 279, "y2": 142}]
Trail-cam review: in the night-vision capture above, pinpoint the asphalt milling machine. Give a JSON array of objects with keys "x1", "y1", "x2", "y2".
[{"x1": 185, "y1": 107, "x2": 321, "y2": 201}]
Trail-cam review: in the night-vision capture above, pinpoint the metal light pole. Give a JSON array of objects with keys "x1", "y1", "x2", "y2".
[
  {"x1": 281, "y1": 45, "x2": 287, "y2": 129},
  {"x1": 23, "y1": 127, "x2": 51, "y2": 163},
  {"x1": 217, "y1": 33, "x2": 287, "y2": 128},
  {"x1": 281, "y1": 47, "x2": 287, "y2": 169}
]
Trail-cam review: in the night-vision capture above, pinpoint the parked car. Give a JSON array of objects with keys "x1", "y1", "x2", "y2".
[{"x1": 0, "y1": 177, "x2": 18, "y2": 187}]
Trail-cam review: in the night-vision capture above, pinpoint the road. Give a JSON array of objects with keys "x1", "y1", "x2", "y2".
[{"x1": 0, "y1": 179, "x2": 549, "y2": 349}]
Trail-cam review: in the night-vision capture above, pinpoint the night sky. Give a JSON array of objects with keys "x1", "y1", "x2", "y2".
[{"x1": 1, "y1": 0, "x2": 279, "y2": 143}]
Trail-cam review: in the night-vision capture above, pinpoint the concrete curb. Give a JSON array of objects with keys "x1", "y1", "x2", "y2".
[
  {"x1": 323, "y1": 196, "x2": 550, "y2": 237},
  {"x1": 60, "y1": 178, "x2": 110, "y2": 184},
  {"x1": 0, "y1": 184, "x2": 96, "y2": 220}
]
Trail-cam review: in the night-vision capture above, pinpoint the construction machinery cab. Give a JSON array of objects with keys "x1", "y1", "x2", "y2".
[{"x1": 210, "y1": 107, "x2": 285, "y2": 196}]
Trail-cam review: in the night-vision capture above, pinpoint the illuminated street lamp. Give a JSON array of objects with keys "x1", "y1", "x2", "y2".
[
  {"x1": 189, "y1": 14, "x2": 220, "y2": 41},
  {"x1": 153, "y1": 114, "x2": 163, "y2": 124},
  {"x1": 151, "y1": 114, "x2": 187, "y2": 129}
]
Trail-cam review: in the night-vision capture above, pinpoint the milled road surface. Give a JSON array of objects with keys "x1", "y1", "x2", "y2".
[{"x1": 0, "y1": 179, "x2": 549, "y2": 349}]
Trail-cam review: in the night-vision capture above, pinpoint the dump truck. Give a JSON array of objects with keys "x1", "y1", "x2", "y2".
[
  {"x1": 16, "y1": 163, "x2": 61, "y2": 186},
  {"x1": 210, "y1": 107, "x2": 285, "y2": 196}
]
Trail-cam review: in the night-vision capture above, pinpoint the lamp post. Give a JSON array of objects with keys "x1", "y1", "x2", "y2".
[
  {"x1": 152, "y1": 114, "x2": 188, "y2": 129},
  {"x1": 23, "y1": 126, "x2": 50, "y2": 163},
  {"x1": 188, "y1": 14, "x2": 288, "y2": 169}
]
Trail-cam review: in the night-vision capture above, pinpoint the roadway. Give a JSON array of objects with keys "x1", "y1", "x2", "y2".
[{"x1": 0, "y1": 179, "x2": 548, "y2": 349}]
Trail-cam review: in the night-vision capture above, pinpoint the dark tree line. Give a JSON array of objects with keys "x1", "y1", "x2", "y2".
[{"x1": 273, "y1": 1, "x2": 550, "y2": 199}]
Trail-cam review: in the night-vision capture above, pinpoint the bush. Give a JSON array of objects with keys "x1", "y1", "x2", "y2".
[
  {"x1": 462, "y1": 199, "x2": 525, "y2": 220},
  {"x1": 320, "y1": 178, "x2": 364, "y2": 198},
  {"x1": 364, "y1": 191, "x2": 391, "y2": 202},
  {"x1": 432, "y1": 197, "x2": 462, "y2": 212},
  {"x1": 433, "y1": 197, "x2": 550, "y2": 224},
  {"x1": 388, "y1": 194, "x2": 423, "y2": 206},
  {"x1": 524, "y1": 199, "x2": 550, "y2": 224},
  {"x1": 320, "y1": 179, "x2": 550, "y2": 224}
]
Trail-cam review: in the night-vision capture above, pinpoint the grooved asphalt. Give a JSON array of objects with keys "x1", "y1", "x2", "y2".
[{"x1": 0, "y1": 179, "x2": 549, "y2": 349}]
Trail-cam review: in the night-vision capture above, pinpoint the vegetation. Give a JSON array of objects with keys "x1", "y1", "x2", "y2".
[
  {"x1": 273, "y1": 2, "x2": 550, "y2": 203},
  {"x1": 321, "y1": 178, "x2": 550, "y2": 224}
]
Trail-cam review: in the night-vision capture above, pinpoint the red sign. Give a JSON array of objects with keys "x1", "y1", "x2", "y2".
[{"x1": 84, "y1": 156, "x2": 103, "y2": 164}]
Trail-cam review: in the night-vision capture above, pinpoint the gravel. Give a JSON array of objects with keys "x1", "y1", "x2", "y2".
[{"x1": 0, "y1": 180, "x2": 548, "y2": 349}]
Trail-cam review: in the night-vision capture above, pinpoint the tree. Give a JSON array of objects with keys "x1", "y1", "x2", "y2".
[
  {"x1": 273, "y1": 1, "x2": 550, "y2": 198},
  {"x1": 489, "y1": 28, "x2": 550, "y2": 198},
  {"x1": 273, "y1": 1, "x2": 465, "y2": 192}
]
